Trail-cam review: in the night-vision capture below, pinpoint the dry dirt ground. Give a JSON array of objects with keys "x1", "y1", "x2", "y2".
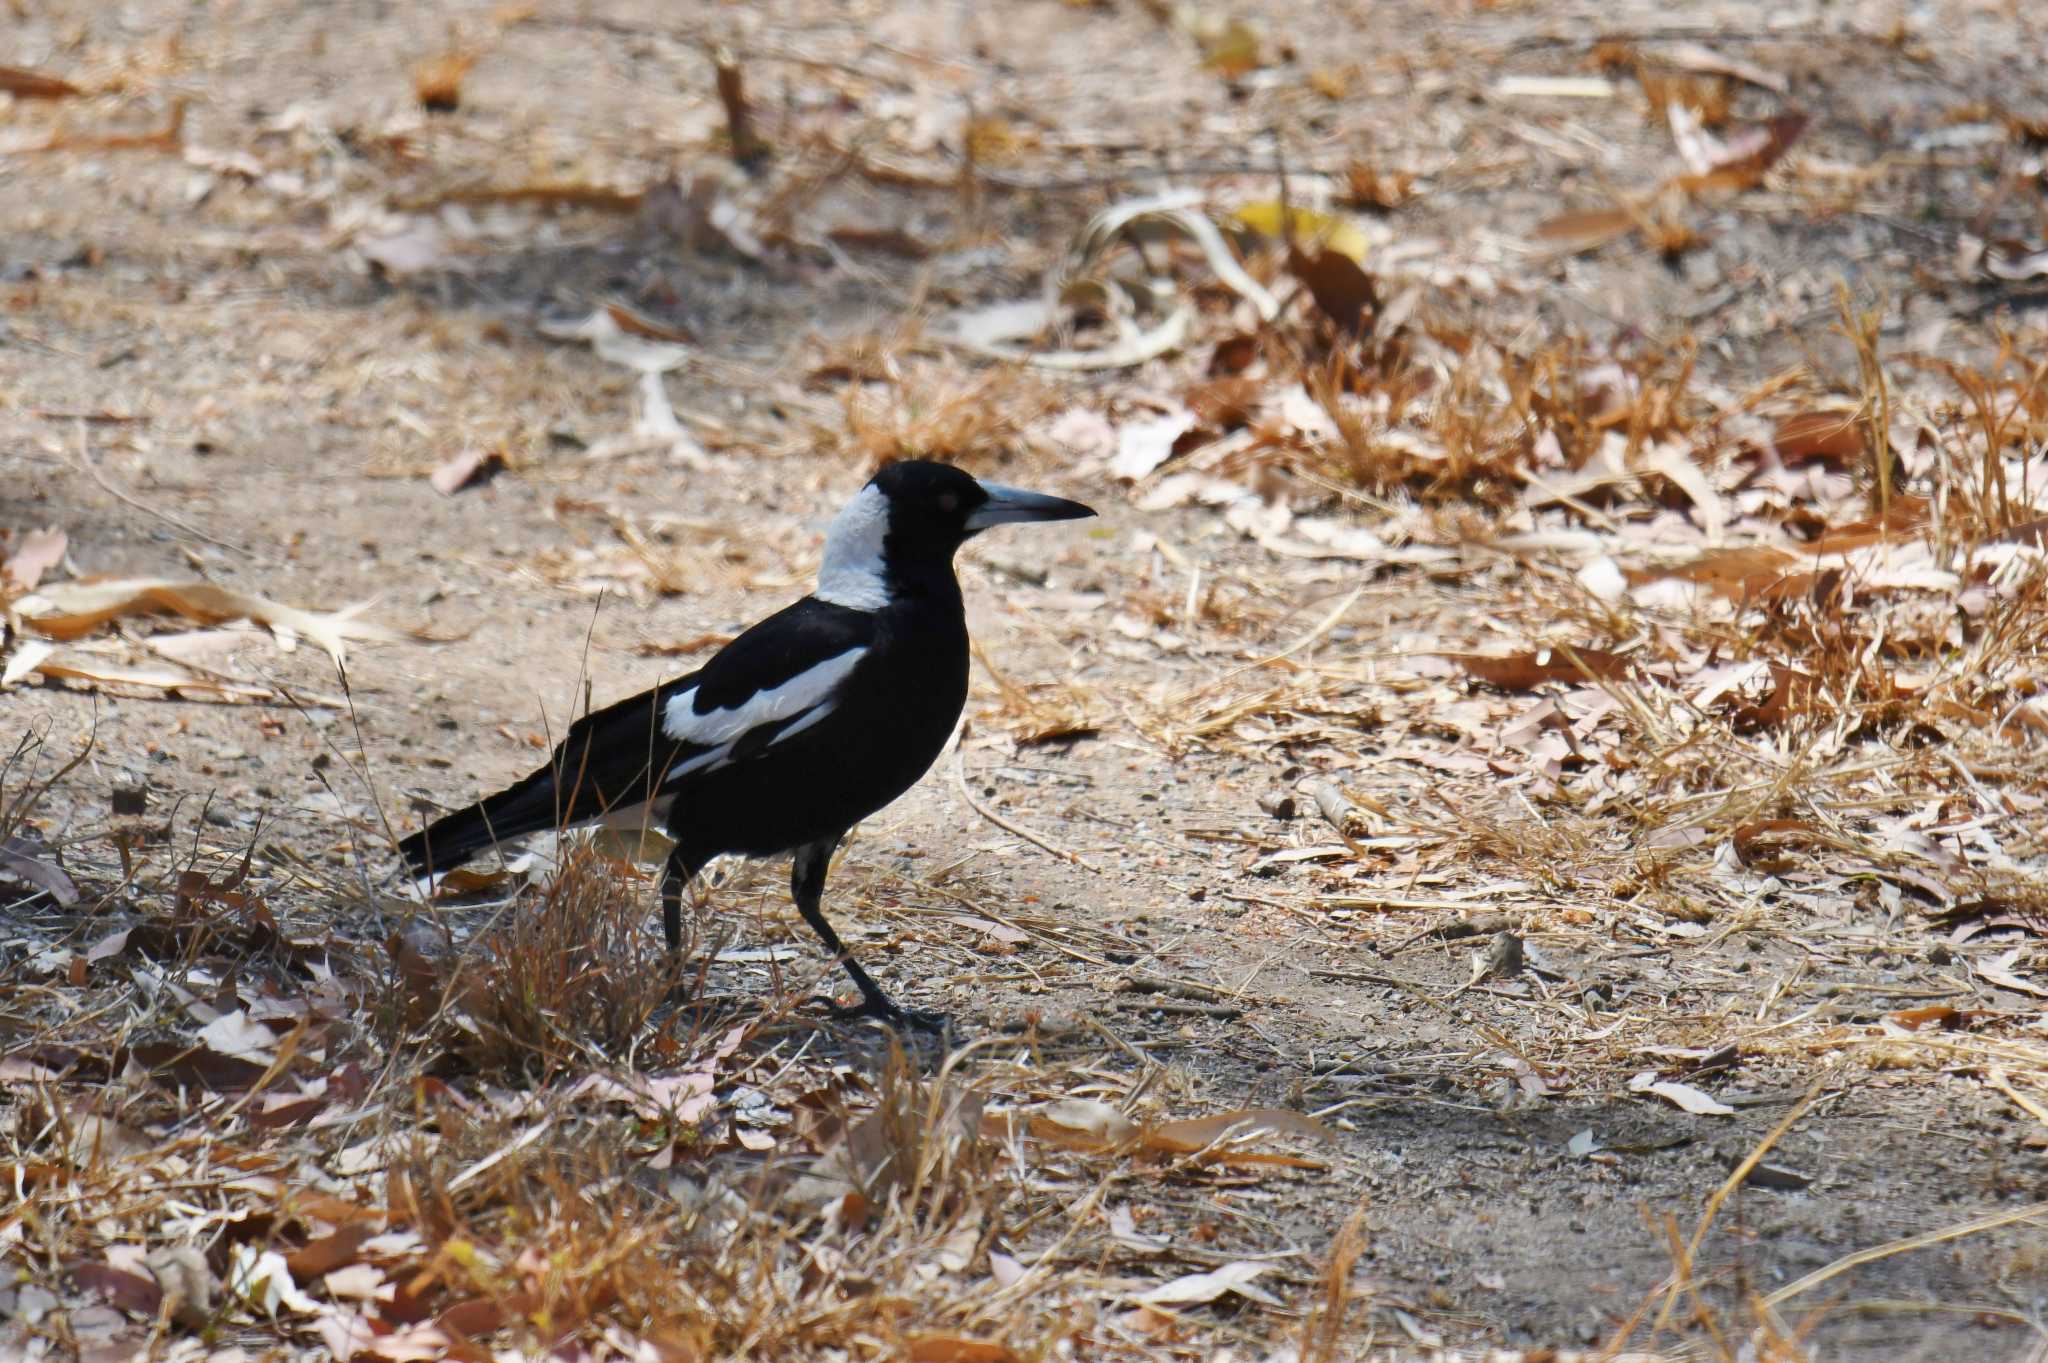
[{"x1": 5, "y1": 1, "x2": 2048, "y2": 1360}]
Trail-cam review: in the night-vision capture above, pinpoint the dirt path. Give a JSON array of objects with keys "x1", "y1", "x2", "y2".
[{"x1": 6, "y1": 2, "x2": 2048, "y2": 1360}]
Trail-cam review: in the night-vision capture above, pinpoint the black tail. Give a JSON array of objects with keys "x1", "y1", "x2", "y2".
[
  {"x1": 397, "y1": 675, "x2": 691, "y2": 879},
  {"x1": 395, "y1": 765, "x2": 568, "y2": 877}
]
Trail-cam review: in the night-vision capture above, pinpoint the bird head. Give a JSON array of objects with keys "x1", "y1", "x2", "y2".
[{"x1": 816, "y1": 460, "x2": 1095, "y2": 610}]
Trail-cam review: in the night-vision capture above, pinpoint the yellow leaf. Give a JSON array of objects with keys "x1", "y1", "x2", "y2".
[{"x1": 1230, "y1": 202, "x2": 1370, "y2": 264}]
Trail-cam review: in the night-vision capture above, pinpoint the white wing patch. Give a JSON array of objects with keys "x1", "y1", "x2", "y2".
[
  {"x1": 812, "y1": 484, "x2": 891, "y2": 612},
  {"x1": 660, "y1": 646, "x2": 868, "y2": 781}
]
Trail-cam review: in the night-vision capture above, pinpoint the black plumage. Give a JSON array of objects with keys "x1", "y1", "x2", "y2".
[{"x1": 397, "y1": 460, "x2": 1094, "y2": 1026}]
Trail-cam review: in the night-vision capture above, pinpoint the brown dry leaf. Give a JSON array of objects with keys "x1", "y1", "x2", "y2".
[
  {"x1": 0, "y1": 835, "x2": 78, "y2": 907},
  {"x1": 1671, "y1": 110, "x2": 1809, "y2": 192},
  {"x1": 1732, "y1": 819, "x2": 1817, "y2": 872},
  {"x1": 1638, "y1": 545, "x2": 1803, "y2": 599},
  {"x1": 414, "y1": 50, "x2": 476, "y2": 113},
  {"x1": 1534, "y1": 206, "x2": 1637, "y2": 254},
  {"x1": 1732, "y1": 663, "x2": 1818, "y2": 729},
  {"x1": 3, "y1": 528, "x2": 67, "y2": 592},
  {"x1": 603, "y1": 302, "x2": 694, "y2": 344},
  {"x1": 1772, "y1": 411, "x2": 1865, "y2": 466},
  {"x1": 1143, "y1": 1108, "x2": 1335, "y2": 1157},
  {"x1": 905, "y1": 1335, "x2": 1017, "y2": 1363},
  {"x1": 15, "y1": 577, "x2": 402, "y2": 664},
  {"x1": 1288, "y1": 246, "x2": 1378, "y2": 336},
  {"x1": 1453, "y1": 647, "x2": 1633, "y2": 690},
  {"x1": 1658, "y1": 40, "x2": 1789, "y2": 93},
  {"x1": 828, "y1": 226, "x2": 935, "y2": 259},
  {"x1": 1340, "y1": 160, "x2": 1416, "y2": 212},
  {"x1": 9, "y1": 100, "x2": 186, "y2": 155},
  {"x1": 0, "y1": 65, "x2": 83, "y2": 99},
  {"x1": 429, "y1": 448, "x2": 507, "y2": 495},
  {"x1": 1889, "y1": 1006, "x2": 1974, "y2": 1031},
  {"x1": 286, "y1": 1225, "x2": 378, "y2": 1282},
  {"x1": 1188, "y1": 15, "x2": 1263, "y2": 79},
  {"x1": 406, "y1": 182, "x2": 646, "y2": 214},
  {"x1": 70, "y1": 1263, "x2": 164, "y2": 1316},
  {"x1": 428, "y1": 866, "x2": 518, "y2": 897}
]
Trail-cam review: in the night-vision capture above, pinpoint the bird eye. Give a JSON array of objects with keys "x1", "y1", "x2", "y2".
[{"x1": 937, "y1": 493, "x2": 959, "y2": 513}]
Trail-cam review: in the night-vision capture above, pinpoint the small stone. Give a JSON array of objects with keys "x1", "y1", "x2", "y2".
[{"x1": 111, "y1": 778, "x2": 148, "y2": 816}]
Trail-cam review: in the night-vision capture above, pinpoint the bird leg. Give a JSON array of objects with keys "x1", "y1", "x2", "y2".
[
  {"x1": 660, "y1": 847, "x2": 705, "y2": 955},
  {"x1": 790, "y1": 835, "x2": 946, "y2": 1031}
]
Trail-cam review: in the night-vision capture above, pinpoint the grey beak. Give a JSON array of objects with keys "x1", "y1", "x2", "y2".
[{"x1": 964, "y1": 481, "x2": 1097, "y2": 531}]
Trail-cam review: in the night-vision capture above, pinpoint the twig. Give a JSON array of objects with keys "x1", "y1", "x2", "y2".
[
  {"x1": 74, "y1": 423, "x2": 257, "y2": 560},
  {"x1": 952, "y1": 743, "x2": 1103, "y2": 874},
  {"x1": 1653, "y1": 1070, "x2": 1831, "y2": 1331},
  {"x1": 1762, "y1": 1199, "x2": 2048, "y2": 1310}
]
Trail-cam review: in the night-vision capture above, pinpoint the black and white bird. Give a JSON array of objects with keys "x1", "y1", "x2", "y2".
[{"x1": 396, "y1": 460, "x2": 1095, "y2": 1027}]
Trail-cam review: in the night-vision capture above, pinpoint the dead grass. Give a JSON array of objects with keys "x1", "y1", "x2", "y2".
[{"x1": 7, "y1": 1, "x2": 2048, "y2": 1360}]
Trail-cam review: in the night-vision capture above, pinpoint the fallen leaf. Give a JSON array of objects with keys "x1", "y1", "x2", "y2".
[
  {"x1": 0, "y1": 66, "x2": 84, "y2": 99},
  {"x1": 1142, "y1": 1107, "x2": 1336, "y2": 1157},
  {"x1": 1888, "y1": 1005, "x2": 1974, "y2": 1031},
  {"x1": 69, "y1": 1263, "x2": 163, "y2": 1317},
  {"x1": 1288, "y1": 246, "x2": 1378, "y2": 335},
  {"x1": 1671, "y1": 110, "x2": 1809, "y2": 191},
  {"x1": 1772, "y1": 411, "x2": 1865, "y2": 466},
  {"x1": 1232, "y1": 202, "x2": 1370, "y2": 264},
  {"x1": 1658, "y1": 40, "x2": 1788, "y2": 93},
  {"x1": 414, "y1": 50, "x2": 476, "y2": 113},
  {"x1": 0, "y1": 835, "x2": 78, "y2": 907},
  {"x1": 225, "y1": 1246, "x2": 319, "y2": 1317},
  {"x1": 198, "y1": 1010, "x2": 280, "y2": 1063},
  {"x1": 1494, "y1": 75, "x2": 1616, "y2": 99},
  {"x1": 1642, "y1": 1079, "x2": 1736, "y2": 1116},
  {"x1": 1184, "y1": 14, "x2": 1263, "y2": 79},
  {"x1": 1453, "y1": 647, "x2": 1633, "y2": 690},
  {"x1": 16, "y1": 577, "x2": 401, "y2": 664},
  {"x1": 1136, "y1": 1261, "x2": 1282, "y2": 1308},
  {"x1": 358, "y1": 218, "x2": 452, "y2": 276},
  {"x1": 429, "y1": 448, "x2": 507, "y2": 495},
  {"x1": 1111, "y1": 410, "x2": 1196, "y2": 481},
  {"x1": 1984, "y1": 242, "x2": 2048, "y2": 282},
  {"x1": 905, "y1": 1335, "x2": 1017, "y2": 1363},
  {"x1": 827, "y1": 226, "x2": 934, "y2": 259},
  {"x1": 1975, "y1": 949, "x2": 2048, "y2": 1000},
  {"x1": 1534, "y1": 206, "x2": 1637, "y2": 254},
  {"x1": 3, "y1": 528, "x2": 67, "y2": 592},
  {"x1": 1031, "y1": 1098, "x2": 1137, "y2": 1148}
]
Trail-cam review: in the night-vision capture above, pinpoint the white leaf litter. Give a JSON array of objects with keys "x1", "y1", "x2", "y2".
[
  {"x1": 1111, "y1": 410, "x2": 1195, "y2": 481},
  {"x1": 226, "y1": 1246, "x2": 319, "y2": 1317},
  {"x1": 1135, "y1": 1261, "x2": 1282, "y2": 1308},
  {"x1": 1629, "y1": 1071, "x2": 1737, "y2": 1116},
  {"x1": 198, "y1": 1009, "x2": 279, "y2": 1063}
]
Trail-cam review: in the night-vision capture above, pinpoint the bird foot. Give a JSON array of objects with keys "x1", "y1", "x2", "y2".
[{"x1": 812, "y1": 992, "x2": 950, "y2": 1033}]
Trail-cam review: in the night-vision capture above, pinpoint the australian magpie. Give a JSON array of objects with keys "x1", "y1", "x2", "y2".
[{"x1": 396, "y1": 460, "x2": 1095, "y2": 1027}]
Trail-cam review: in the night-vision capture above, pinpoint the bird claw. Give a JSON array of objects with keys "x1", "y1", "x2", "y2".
[{"x1": 812, "y1": 993, "x2": 950, "y2": 1033}]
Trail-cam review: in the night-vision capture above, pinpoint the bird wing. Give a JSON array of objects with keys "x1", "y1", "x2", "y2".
[{"x1": 551, "y1": 597, "x2": 878, "y2": 818}]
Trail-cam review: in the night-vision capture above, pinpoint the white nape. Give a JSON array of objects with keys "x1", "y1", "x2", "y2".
[{"x1": 812, "y1": 484, "x2": 892, "y2": 611}]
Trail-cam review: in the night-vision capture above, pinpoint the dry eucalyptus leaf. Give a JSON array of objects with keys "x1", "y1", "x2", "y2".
[
  {"x1": 3, "y1": 528, "x2": 68, "y2": 591},
  {"x1": 1135, "y1": 1260, "x2": 1282, "y2": 1308},
  {"x1": 16, "y1": 578, "x2": 401, "y2": 664}
]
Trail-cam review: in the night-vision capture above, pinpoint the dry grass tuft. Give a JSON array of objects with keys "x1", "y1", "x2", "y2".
[{"x1": 387, "y1": 848, "x2": 683, "y2": 1082}]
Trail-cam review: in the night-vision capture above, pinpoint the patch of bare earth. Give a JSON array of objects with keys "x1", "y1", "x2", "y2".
[{"x1": 4, "y1": 2, "x2": 2047, "y2": 1360}]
